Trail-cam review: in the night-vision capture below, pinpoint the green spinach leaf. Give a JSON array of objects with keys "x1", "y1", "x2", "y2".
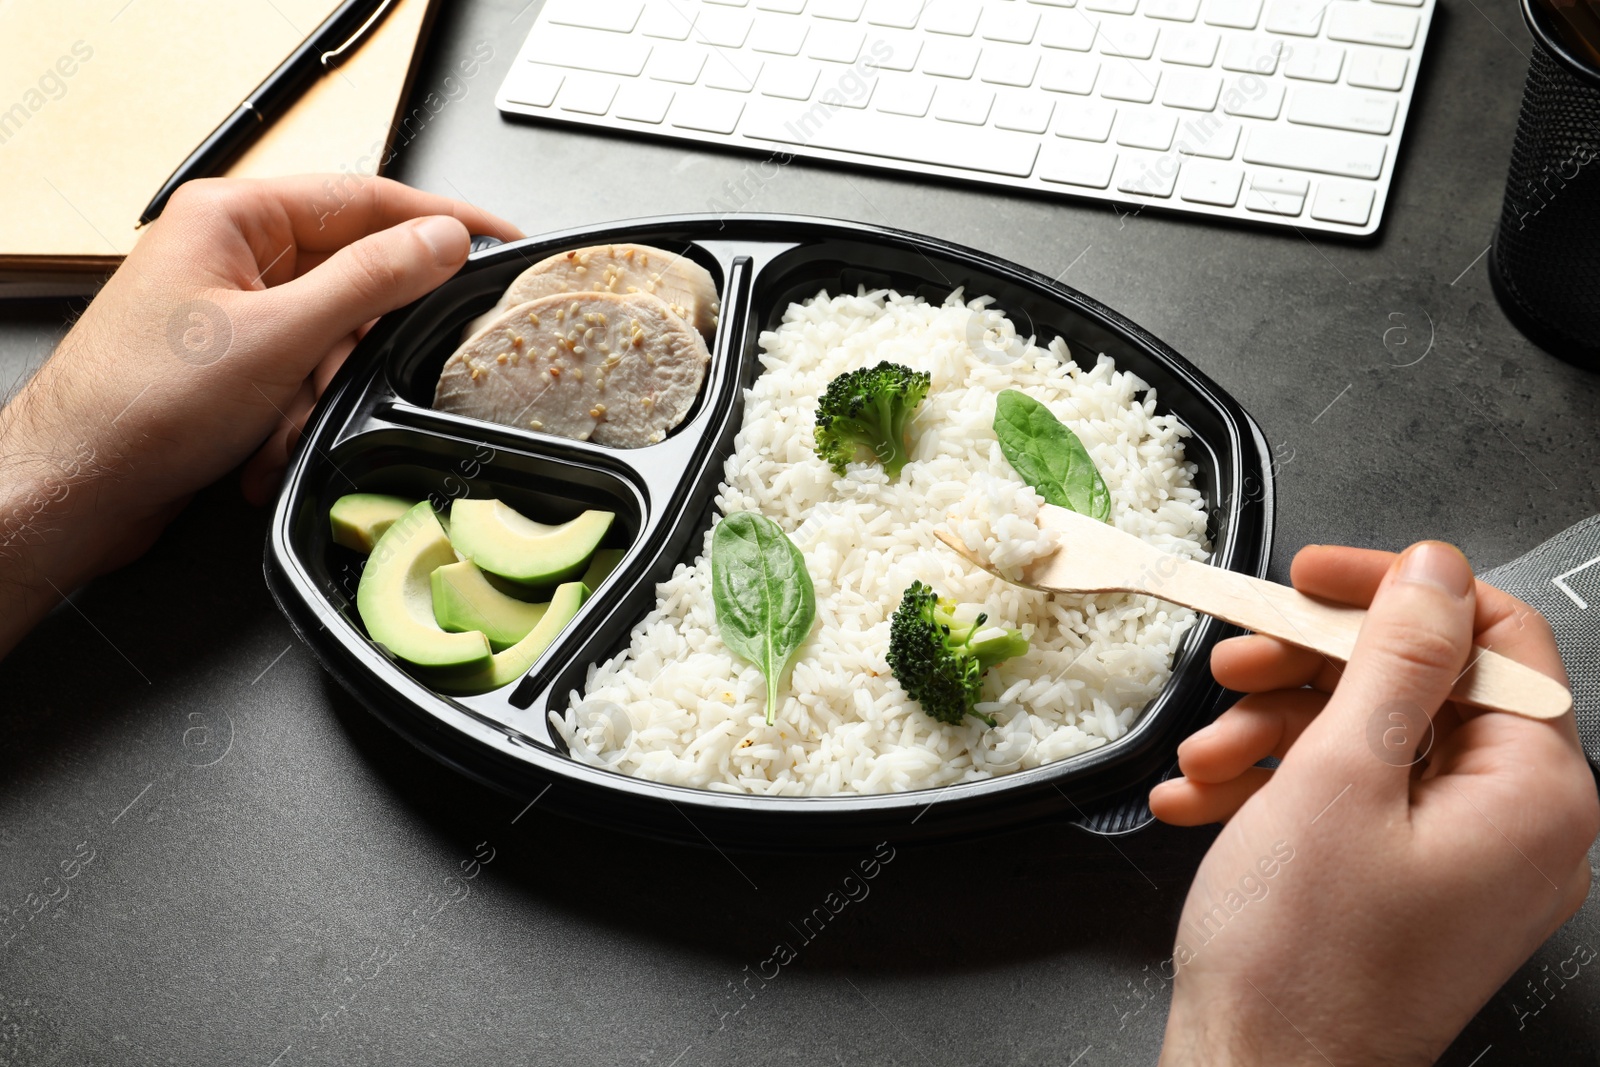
[
  {"x1": 712, "y1": 512, "x2": 817, "y2": 725},
  {"x1": 993, "y1": 389, "x2": 1112, "y2": 522}
]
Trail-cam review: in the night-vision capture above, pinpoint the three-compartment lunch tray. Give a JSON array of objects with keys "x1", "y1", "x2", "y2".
[{"x1": 266, "y1": 214, "x2": 1274, "y2": 852}]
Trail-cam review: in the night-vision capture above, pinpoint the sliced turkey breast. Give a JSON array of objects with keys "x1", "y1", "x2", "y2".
[
  {"x1": 434, "y1": 291, "x2": 711, "y2": 448},
  {"x1": 461, "y1": 243, "x2": 719, "y2": 342}
]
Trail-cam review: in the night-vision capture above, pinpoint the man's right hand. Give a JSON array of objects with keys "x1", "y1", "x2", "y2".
[{"x1": 1153, "y1": 543, "x2": 1597, "y2": 1065}]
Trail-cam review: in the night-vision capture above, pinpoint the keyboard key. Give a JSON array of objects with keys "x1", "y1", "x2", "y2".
[
  {"x1": 740, "y1": 97, "x2": 1041, "y2": 174},
  {"x1": 544, "y1": 0, "x2": 645, "y2": 32},
  {"x1": 757, "y1": 0, "x2": 807, "y2": 9},
  {"x1": 1221, "y1": 74, "x2": 1283, "y2": 118},
  {"x1": 1244, "y1": 186, "x2": 1303, "y2": 214},
  {"x1": 817, "y1": 65, "x2": 877, "y2": 106},
  {"x1": 614, "y1": 81, "x2": 673, "y2": 122},
  {"x1": 649, "y1": 48, "x2": 707, "y2": 83},
  {"x1": 1116, "y1": 109, "x2": 1178, "y2": 148},
  {"x1": 922, "y1": 37, "x2": 982, "y2": 76},
  {"x1": 1041, "y1": 11, "x2": 1102, "y2": 49},
  {"x1": 1101, "y1": 64, "x2": 1159, "y2": 102},
  {"x1": 1263, "y1": 0, "x2": 1323, "y2": 36},
  {"x1": 994, "y1": 91, "x2": 1057, "y2": 131},
  {"x1": 1055, "y1": 98, "x2": 1118, "y2": 139},
  {"x1": 1099, "y1": 19, "x2": 1159, "y2": 57},
  {"x1": 864, "y1": 31, "x2": 923, "y2": 69},
  {"x1": 1310, "y1": 179, "x2": 1376, "y2": 225},
  {"x1": 1116, "y1": 150, "x2": 1181, "y2": 196},
  {"x1": 925, "y1": 0, "x2": 985, "y2": 34},
  {"x1": 704, "y1": 52, "x2": 765, "y2": 91},
  {"x1": 1179, "y1": 160, "x2": 1243, "y2": 204},
  {"x1": 671, "y1": 90, "x2": 747, "y2": 132},
  {"x1": 707, "y1": 0, "x2": 752, "y2": 6},
  {"x1": 1372, "y1": 0, "x2": 1422, "y2": 7},
  {"x1": 695, "y1": 9, "x2": 755, "y2": 46},
  {"x1": 875, "y1": 74, "x2": 937, "y2": 114},
  {"x1": 1283, "y1": 43, "x2": 1344, "y2": 82},
  {"x1": 1203, "y1": 0, "x2": 1262, "y2": 29},
  {"x1": 1144, "y1": 0, "x2": 1200, "y2": 20},
  {"x1": 759, "y1": 61, "x2": 821, "y2": 98},
  {"x1": 1250, "y1": 169, "x2": 1308, "y2": 195},
  {"x1": 1326, "y1": 4, "x2": 1418, "y2": 48},
  {"x1": 1040, "y1": 142, "x2": 1118, "y2": 186},
  {"x1": 641, "y1": 5, "x2": 697, "y2": 39},
  {"x1": 1040, "y1": 53, "x2": 1101, "y2": 93},
  {"x1": 1243, "y1": 124, "x2": 1386, "y2": 178},
  {"x1": 985, "y1": 7, "x2": 1043, "y2": 41},
  {"x1": 1159, "y1": 28, "x2": 1219, "y2": 65},
  {"x1": 1287, "y1": 85, "x2": 1396, "y2": 134},
  {"x1": 979, "y1": 46, "x2": 1043, "y2": 85},
  {"x1": 557, "y1": 74, "x2": 619, "y2": 114},
  {"x1": 1056, "y1": 97, "x2": 1120, "y2": 137},
  {"x1": 807, "y1": 22, "x2": 867, "y2": 60},
  {"x1": 1345, "y1": 48, "x2": 1408, "y2": 90},
  {"x1": 502, "y1": 64, "x2": 565, "y2": 108},
  {"x1": 1161, "y1": 69, "x2": 1221, "y2": 109},
  {"x1": 1085, "y1": 0, "x2": 1139, "y2": 13},
  {"x1": 865, "y1": 0, "x2": 924, "y2": 27},
  {"x1": 1221, "y1": 36, "x2": 1283, "y2": 74},
  {"x1": 750, "y1": 16, "x2": 809, "y2": 53},
  {"x1": 525, "y1": 26, "x2": 654, "y2": 75},
  {"x1": 1244, "y1": 170, "x2": 1306, "y2": 216},
  {"x1": 1174, "y1": 114, "x2": 1239, "y2": 157},
  {"x1": 933, "y1": 83, "x2": 996, "y2": 123},
  {"x1": 812, "y1": 0, "x2": 867, "y2": 19}
]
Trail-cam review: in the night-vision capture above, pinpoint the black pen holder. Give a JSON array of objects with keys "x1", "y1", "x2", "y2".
[{"x1": 1489, "y1": 0, "x2": 1600, "y2": 368}]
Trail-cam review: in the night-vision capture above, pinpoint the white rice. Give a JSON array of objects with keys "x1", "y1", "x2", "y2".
[
  {"x1": 947, "y1": 472, "x2": 1061, "y2": 583},
  {"x1": 553, "y1": 288, "x2": 1211, "y2": 795}
]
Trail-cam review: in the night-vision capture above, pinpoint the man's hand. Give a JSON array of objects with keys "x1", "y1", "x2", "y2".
[
  {"x1": 1152, "y1": 542, "x2": 1598, "y2": 1065},
  {"x1": 0, "y1": 175, "x2": 521, "y2": 655}
]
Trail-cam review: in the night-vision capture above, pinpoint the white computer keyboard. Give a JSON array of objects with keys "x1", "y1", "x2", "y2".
[{"x1": 497, "y1": 0, "x2": 1435, "y2": 237}]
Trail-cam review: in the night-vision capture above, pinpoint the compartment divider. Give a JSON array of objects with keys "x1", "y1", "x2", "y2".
[{"x1": 507, "y1": 255, "x2": 758, "y2": 720}]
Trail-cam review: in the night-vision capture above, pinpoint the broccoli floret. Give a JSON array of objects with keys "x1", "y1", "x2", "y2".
[
  {"x1": 813, "y1": 361, "x2": 931, "y2": 479},
  {"x1": 886, "y1": 581, "x2": 1029, "y2": 727}
]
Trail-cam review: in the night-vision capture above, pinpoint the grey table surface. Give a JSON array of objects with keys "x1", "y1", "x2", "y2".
[{"x1": 4, "y1": 2, "x2": 1600, "y2": 1064}]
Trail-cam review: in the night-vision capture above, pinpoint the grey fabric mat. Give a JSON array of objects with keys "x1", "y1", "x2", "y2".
[{"x1": 1481, "y1": 516, "x2": 1600, "y2": 765}]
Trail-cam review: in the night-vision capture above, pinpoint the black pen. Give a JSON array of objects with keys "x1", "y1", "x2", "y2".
[{"x1": 137, "y1": 0, "x2": 398, "y2": 226}]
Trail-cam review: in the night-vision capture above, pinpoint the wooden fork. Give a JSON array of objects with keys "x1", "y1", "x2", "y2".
[{"x1": 936, "y1": 504, "x2": 1571, "y2": 721}]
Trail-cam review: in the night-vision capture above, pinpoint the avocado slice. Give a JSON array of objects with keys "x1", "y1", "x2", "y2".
[
  {"x1": 448, "y1": 499, "x2": 614, "y2": 587},
  {"x1": 430, "y1": 581, "x2": 589, "y2": 695},
  {"x1": 580, "y1": 547, "x2": 625, "y2": 591},
  {"x1": 331, "y1": 493, "x2": 416, "y2": 553},
  {"x1": 356, "y1": 502, "x2": 492, "y2": 672},
  {"x1": 431, "y1": 559, "x2": 550, "y2": 651}
]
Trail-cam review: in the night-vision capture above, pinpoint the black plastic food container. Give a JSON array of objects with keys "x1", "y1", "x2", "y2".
[{"x1": 265, "y1": 215, "x2": 1274, "y2": 852}]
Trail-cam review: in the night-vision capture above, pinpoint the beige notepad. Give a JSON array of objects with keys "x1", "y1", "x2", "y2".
[{"x1": 0, "y1": 0, "x2": 438, "y2": 271}]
